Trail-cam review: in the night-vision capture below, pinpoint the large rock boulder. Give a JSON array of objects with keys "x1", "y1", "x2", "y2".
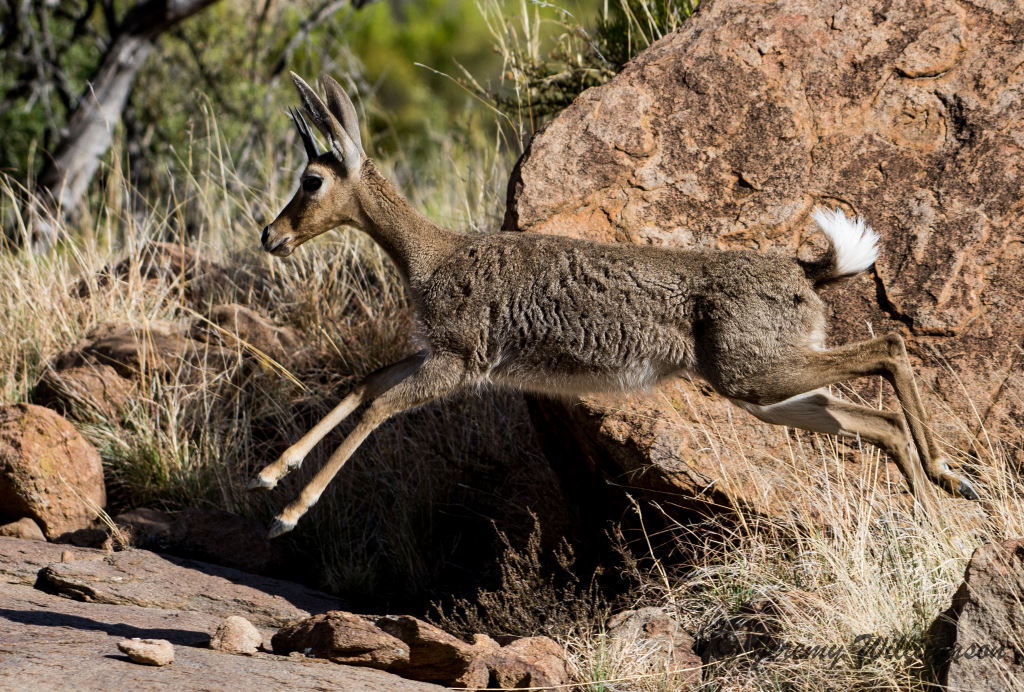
[
  {"x1": 927, "y1": 538, "x2": 1024, "y2": 690},
  {"x1": 506, "y1": 0, "x2": 1023, "y2": 518},
  {"x1": 0, "y1": 404, "x2": 106, "y2": 539}
]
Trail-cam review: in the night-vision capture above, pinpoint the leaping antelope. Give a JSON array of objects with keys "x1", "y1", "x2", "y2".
[{"x1": 253, "y1": 73, "x2": 979, "y2": 538}]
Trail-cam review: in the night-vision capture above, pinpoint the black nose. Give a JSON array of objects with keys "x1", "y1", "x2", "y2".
[{"x1": 261, "y1": 226, "x2": 269, "y2": 246}]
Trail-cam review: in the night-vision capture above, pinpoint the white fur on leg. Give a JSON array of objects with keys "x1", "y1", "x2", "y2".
[
  {"x1": 731, "y1": 389, "x2": 840, "y2": 434},
  {"x1": 269, "y1": 490, "x2": 324, "y2": 538},
  {"x1": 247, "y1": 475, "x2": 277, "y2": 491}
]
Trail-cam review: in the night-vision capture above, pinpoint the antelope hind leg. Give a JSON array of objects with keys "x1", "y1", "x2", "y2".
[
  {"x1": 735, "y1": 389, "x2": 938, "y2": 509},
  {"x1": 729, "y1": 335, "x2": 978, "y2": 501}
]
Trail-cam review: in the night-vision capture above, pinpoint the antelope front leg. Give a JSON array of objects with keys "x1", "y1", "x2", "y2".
[
  {"x1": 268, "y1": 353, "x2": 465, "y2": 538},
  {"x1": 248, "y1": 390, "x2": 364, "y2": 490},
  {"x1": 248, "y1": 351, "x2": 428, "y2": 491}
]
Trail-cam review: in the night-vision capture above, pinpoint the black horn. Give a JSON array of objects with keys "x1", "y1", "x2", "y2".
[{"x1": 288, "y1": 107, "x2": 320, "y2": 159}]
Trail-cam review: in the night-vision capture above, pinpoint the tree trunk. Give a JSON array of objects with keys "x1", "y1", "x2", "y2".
[
  {"x1": 37, "y1": 34, "x2": 154, "y2": 213},
  {"x1": 35, "y1": 0, "x2": 221, "y2": 241}
]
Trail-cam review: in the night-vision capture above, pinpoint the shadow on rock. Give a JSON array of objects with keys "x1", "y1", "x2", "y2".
[{"x1": 0, "y1": 608, "x2": 209, "y2": 646}]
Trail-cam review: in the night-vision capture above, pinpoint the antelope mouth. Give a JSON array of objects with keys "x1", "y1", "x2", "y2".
[{"x1": 264, "y1": 236, "x2": 294, "y2": 256}]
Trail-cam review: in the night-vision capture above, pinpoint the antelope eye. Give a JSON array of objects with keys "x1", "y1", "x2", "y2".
[{"x1": 302, "y1": 176, "x2": 322, "y2": 192}]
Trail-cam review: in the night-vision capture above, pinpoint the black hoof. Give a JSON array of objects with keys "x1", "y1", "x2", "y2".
[
  {"x1": 957, "y1": 478, "x2": 980, "y2": 501},
  {"x1": 268, "y1": 518, "x2": 296, "y2": 539}
]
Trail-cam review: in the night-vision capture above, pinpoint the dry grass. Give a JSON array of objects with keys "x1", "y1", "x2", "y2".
[{"x1": 543, "y1": 383, "x2": 1023, "y2": 691}]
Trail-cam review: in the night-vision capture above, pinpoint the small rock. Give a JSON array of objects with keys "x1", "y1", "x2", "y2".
[
  {"x1": 371, "y1": 614, "x2": 488, "y2": 688},
  {"x1": 0, "y1": 517, "x2": 46, "y2": 541},
  {"x1": 609, "y1": 606, "x2": 702, "y2": 685},
  {"x1": 117, "y1": 638, "x2": 175, "y2": 666},
  {"x1": 272, "y1": 611, "x2": 410, "y2": 668},
  {"x1": 60, "y1": 550, "x2": 74, "y2": 563},
  {"x1": 210, "y1": 615, "x2": 263, "y2": 655}
]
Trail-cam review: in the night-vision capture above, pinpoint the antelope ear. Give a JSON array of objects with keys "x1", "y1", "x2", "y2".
[
  {"x1": 320, "y1": 74, "x2": 363, "y2": 154},
  {"x1": 290, "y1": 72, "x2": 361, "y2": 175}
]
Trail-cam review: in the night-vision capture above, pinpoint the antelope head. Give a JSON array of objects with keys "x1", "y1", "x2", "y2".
[{"x1": 261, "y1": 73, "x2": 365, "y2": 257}]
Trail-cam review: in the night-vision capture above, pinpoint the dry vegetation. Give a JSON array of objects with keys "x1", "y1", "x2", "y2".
[
  {"x1": 3, "y1": 2, "x2": 1022, "y2": 691},
  {"x1": 428, "y1": 395, "x2": 1022, "y2": 691}
]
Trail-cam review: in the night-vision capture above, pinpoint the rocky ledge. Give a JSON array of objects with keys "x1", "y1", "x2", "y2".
[
  {"x1": 0, "y1": 537, "x2": 440, "y2": 691},
  {"x1": 0, "y1": 536, "x2": 577, "y2": 690}
]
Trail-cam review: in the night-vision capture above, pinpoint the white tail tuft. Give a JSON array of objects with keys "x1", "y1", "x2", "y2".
[{"x1": 811, "y1": 207, "x2": 879, "y2": 279}]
